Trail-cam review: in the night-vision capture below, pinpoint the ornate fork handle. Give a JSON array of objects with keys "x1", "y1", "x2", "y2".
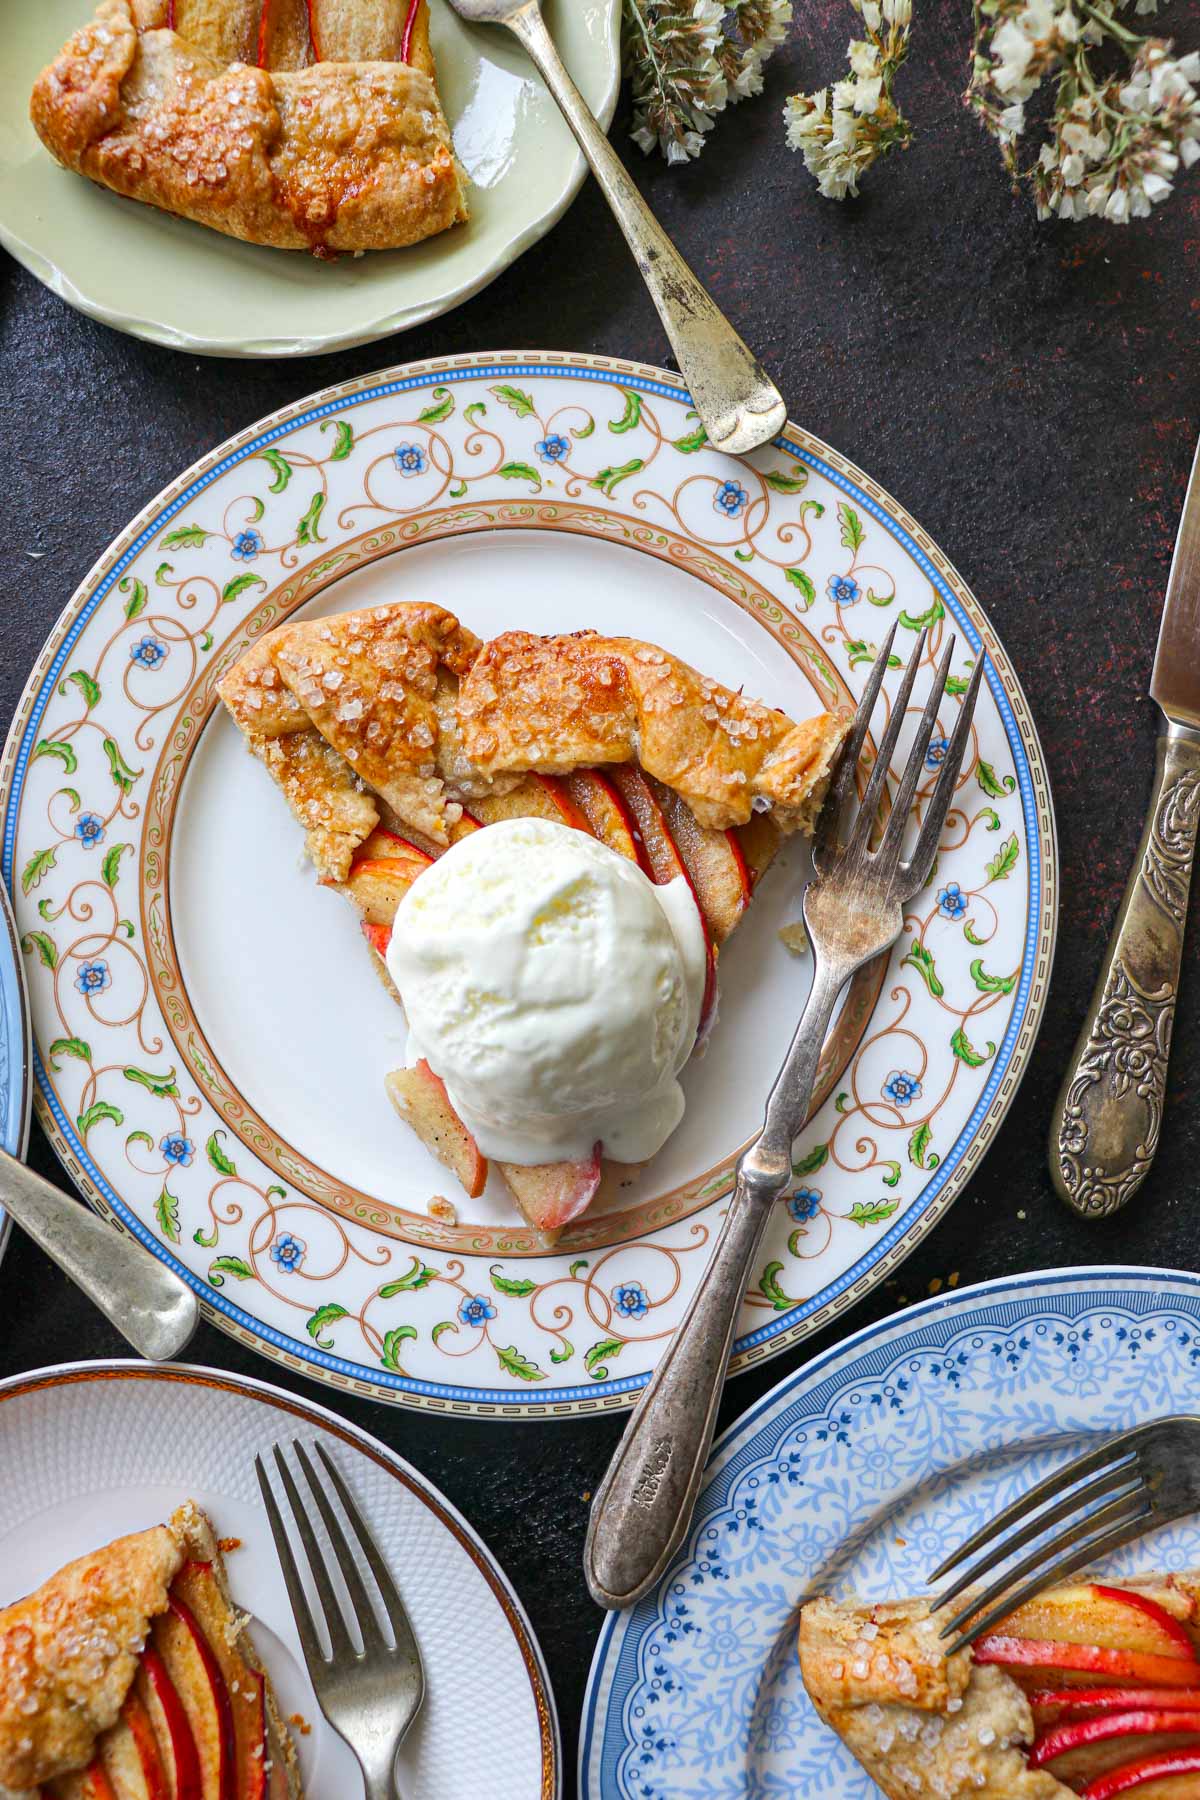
[
  {"x1": 584, "y1": 953, "x2": 853, "y2": 1610},
  {"x1": 1051, "y1": 721, "x2": 1200, "y2": 1217},
  {"x1": 501, "y1": 2, "x2": 786, "y2": 457}
]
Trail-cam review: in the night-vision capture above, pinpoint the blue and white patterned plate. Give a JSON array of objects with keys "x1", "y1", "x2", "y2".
[
  {"x1": 580, "y1": 1267, "x2": 1200, "y2": 1798},
  {"x1": 0, "y1": 880, "x2": 32, "y2": 1264}
]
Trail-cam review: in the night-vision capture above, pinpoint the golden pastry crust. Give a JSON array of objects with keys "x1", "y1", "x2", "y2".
[
  {"x1": 267, "y1": 603, "x2": 482, "y2": 847},
  {"x1": 219, "y1": 637, "x2": 379, "y2": 881},
  {"x1": 219, "y1": 601, "x2": 849, "y2": 859},
  {"x1": 0, "y1": 1524, "x2": 181, "y2": 1791},
  {"x1": 30, "y1": 0, "x2": 467, "y2": 257},
  {"x1": 458, "y1": 630, "x2": 850, "y2": 831}
]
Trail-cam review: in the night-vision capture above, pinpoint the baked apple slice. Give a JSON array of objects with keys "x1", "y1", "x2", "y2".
[
  {"x1": 150, "y1": 1594, "x2": 235, "y2": 1800},
  {"x1": 610, "y1": 767, "x2": 717, "y2": 1035},
  {"x1": 306, "y1": 0, "x2": 420, "y2": 60},
  {"x1": 976, "y1": 1583, "x2": 1200, "y2": 1689},
  {"x1": 560, "y1": 770, "x2": 641, "y2": 865},
  {"x1": 162, "y1": 0, "x2": 260, "y2": 61},
  {"x1": 98, "y1": 1695, "x2": 170, "y2": 1800},
  {"x1": 470, "y1": 773, "x2": 589, "y2": 832},
  {"x1": 498, "y1": 1146, "x2": 603, "y2": 1236},
  {"x1": 386, "y1": 1061, "x2": 488, "y2": 1200},
  {"x1": 138, "y1": 1649, "x2": 203, "y2": 1800},
  {"x1": 256, "y1": 0, "x2": 313, "y2": 68},
  {"x1": 650, "y1": 775, "x2": 751, "y2": 944},
  {"x1": 734, "y1": 811, "x2": 784, "y2": 889},
  {"x1": 335, "y1": 828, "x2": 433, "y2": 926}
]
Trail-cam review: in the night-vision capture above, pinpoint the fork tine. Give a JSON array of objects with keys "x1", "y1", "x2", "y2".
[
  {"x1": 903, "y1": 652, "x2": 986, "y2": 894},
  {"x1": 844, "y1": 630, "x2": 929, "y2": 859},
  {"x1": 293, "y1": 1442, "x2": 387, "y2": 1654},
  {"x1": 272, "y1": 1443, "x2": 357, "y2": 1662},
  {"x1": 944, "y1": 1497, "x2": 1157, "y2": 1656},
  {"x1": 932, "y1": 1457, "x2": 1143, "y2": 1614},
  {"x1": 256, "y1": 1452, "x2": 328, "y2": 1672},
  {"x1": 815, "y1": 624, "x2": 898, "y2": 869},
  {"x1": 875, "y1": 637, "x2": 954, "y2": 877},
  {"x1": 313, "y1": 1443, "x2": 423, "y2": 1669},
  {"x1": 928, "y1": 1431, "x2": 1148, "y2": 1583},
  {"x1": 937, "y1": 1480, "x2": 1150, "y2": 1644}
]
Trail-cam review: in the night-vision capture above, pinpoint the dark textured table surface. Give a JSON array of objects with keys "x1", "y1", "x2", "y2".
[{"x1": 3, "y1": 0, "x2": 1200, "y2": 1786}]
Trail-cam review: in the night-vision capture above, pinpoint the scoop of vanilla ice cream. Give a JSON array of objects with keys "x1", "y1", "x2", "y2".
[{"x1": 386, "y1": 816, "x2": 708, "y2": 1165}]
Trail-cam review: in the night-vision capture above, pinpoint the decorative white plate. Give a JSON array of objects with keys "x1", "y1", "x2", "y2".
[
  {"x1": 0, "y1": 881, "x2": 33, "y2": 1266},
  {"x1": 0, "y1": 350, "x2": 1056, "y2": 1415},
  {"x1": 0, "y1": 1359, "x2": 559, "y2": 1797},
  {"x1": 2, "y1": 1, "x2": 619, "y2": 356},
  {"x1": 580, "y1": 1267, "x2": 1200, "y2": 1799}
]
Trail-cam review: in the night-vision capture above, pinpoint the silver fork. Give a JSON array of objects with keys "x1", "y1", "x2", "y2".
[
  {"x1": 585, "y1": 627, "x2": 986, "y2": 1610},
  {"x1": 441, "y1": 0, "x2": 785, "y2": 456},
  {"x1": 256, "y1": 1440, "x2": 425, "y2": 1800},
  {"x1": 929, "y1": 1418, "x2": 1200, "y2": 1655}
]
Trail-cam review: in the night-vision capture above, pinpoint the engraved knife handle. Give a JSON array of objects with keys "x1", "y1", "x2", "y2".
[{"x1": 1050, "y1": 721, "x2": 1200, "y2": 1217}]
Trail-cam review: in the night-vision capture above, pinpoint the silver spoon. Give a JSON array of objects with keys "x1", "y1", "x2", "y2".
[
  {"x1": 445, "y1": 0, "x2": 788, "y2": 457},
  {"x1": 0, "y1": 1148, "x2": 199, "y2": 1362},
  {"x1": 0, "y1": 884, "x2": 198, "y2": 1362}
]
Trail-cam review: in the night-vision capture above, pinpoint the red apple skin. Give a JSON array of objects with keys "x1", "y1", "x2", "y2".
[
  {"x1": 974, "y1": 1635, "x2": 1200, "y2": 1688},
  {"x1": 1032, "y1": 1688, "x2": 1200, "y2": 1721},
  {"x1": 1082, "y1": 1746, "x2": 1200, "y2": 1798},
  {"x1": 304, "y1": 0, "x2": 321, "y2": 57},
  {"x1": 362, "y1": 918, "x2": 392, "y2": 958},
  {"x1": 121, "y1": 1689, "x2": 170, "y2": 1800},
  {"x1": 171, "y1": 1591, "x2": 236, "y2": 1800},
  {"x1": 400, "y1": 0, "x2": 420, "y2": 59},
  {"x1": 142, "y1": 1644, "x2": 203, "y2": 1800},
  {"x1": 1031, "y1": 1709, "x2": 1200, "y2": 1769}
]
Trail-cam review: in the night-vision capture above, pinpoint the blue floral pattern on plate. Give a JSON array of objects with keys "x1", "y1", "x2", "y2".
[{"x1": 580, "y1": 1271, "x2": 1200, "y2": 1799}]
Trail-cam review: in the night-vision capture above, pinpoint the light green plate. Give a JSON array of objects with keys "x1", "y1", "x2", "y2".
[{"x1": 0, "y1": 0, "x2": 620, "y2": 356}]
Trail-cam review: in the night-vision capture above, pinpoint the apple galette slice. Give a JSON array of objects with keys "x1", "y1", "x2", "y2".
[
  {"x1": 0, "y1": 1503, "x2": 301, "y2": 1799},
  {"x1": 218, "y1": 600, "x2": 849, "y2": 1235},
  {"x1": 799, "y1": 1576, "x2": 1200, "y2": 1799},
  {"x1": 30, "y1": 0, "x2": 467, "y2": 257}
]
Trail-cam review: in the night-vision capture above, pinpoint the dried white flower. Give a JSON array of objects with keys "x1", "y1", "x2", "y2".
[
  {"x1": 624, "y1": 0, "x2": 792, "y2": 161},
  {"x1": 784, "y1": 0, "x2": 912, "y2": 196},
  {"x1": 969, "y1": 0, "x2": 1200, "y2": 222}
]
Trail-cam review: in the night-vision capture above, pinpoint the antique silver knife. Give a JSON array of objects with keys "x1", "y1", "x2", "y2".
[{"x1": 1050, "y1": 433, "x2": 1200, "y2": 1216}]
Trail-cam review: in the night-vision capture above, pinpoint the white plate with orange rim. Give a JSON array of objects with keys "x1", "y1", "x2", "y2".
[
  {"x1": 1, "y1": 0, "x2": 619, "y2": 357},
  {"x1": 0, "y1": 1358, "x2": 560, "y2": 1797},
  {"x1": 0, "y1": 349, "x2": 1056, "y2": 1416}
]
